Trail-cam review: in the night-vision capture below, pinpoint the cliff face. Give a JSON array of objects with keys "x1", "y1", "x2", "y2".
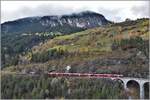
[
  {"x1": 40, "y1": 11, "x2": 109, "y2": 28},
  {"x1": 1, "y1": 11, "x2": 110, "y2": 34}
]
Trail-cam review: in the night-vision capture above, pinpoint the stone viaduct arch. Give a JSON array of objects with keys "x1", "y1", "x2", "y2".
[{"x1": 115, "y1": 77, "x2": 149, "y2": 99}]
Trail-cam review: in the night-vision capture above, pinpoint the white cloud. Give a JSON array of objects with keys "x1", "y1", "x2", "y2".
[{"x1": 1, "y1": 1, "x2": 149, "y2": 23}]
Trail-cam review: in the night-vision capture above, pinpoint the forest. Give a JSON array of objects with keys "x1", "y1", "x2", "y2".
[{"x1": 1, "y1": 73, "x2": 127, "y2": 99}]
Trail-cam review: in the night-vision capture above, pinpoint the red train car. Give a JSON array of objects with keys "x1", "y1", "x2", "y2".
[{"x1": 47, "y1": 72, "x2": 123, "y2": 78}]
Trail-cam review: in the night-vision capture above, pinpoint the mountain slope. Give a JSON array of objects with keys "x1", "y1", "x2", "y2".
[
  {"x1": 1, "y1": 11, "x2": 111, "y2": 68},
  {"x1": 1, "y1": 11, "x2": 110, "y2": 34},
  {"x1": 4, "y1": 18, "x2": 149, "y2": 78}
]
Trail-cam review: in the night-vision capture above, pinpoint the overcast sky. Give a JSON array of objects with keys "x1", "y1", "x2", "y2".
[{"x1": 1, "y1": 1, "x2": 150, "y2": 23}]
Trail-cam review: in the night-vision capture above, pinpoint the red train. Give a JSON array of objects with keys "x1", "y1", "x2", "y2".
[{"x1": 47, "y1": 72, "x2": 123, "y2": 78}]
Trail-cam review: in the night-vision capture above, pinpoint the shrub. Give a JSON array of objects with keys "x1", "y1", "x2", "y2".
[
  {"x1": 31, "y1": 47, "x2": 68, "y2": 62},
  {"x1": 112, "y1": 36, "x2": 148, "y2": 54}
]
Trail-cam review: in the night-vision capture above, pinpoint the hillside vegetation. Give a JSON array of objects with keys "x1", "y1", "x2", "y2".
[
  {"x1": 3, "y1": 18, "x2": 149, "y2": 78},
  {"x1": 1, "y1": 72, "x2": 127, "y2": 99},
  {"x1": 1, "y1": 18, "x2": 149, "y2": 99}
]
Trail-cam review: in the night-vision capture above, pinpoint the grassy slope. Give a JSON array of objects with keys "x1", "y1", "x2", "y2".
[
  {"x1": 3, "y1": 18, "x2": 149, "y2": 78},
  {"x1": 30, "y1": 18, "x2": 149, "y2": 53}
]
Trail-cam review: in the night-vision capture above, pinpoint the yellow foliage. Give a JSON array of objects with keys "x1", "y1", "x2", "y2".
[
  {"x1": 79, "y1": 47, "x2": 89, "y2": 53},
  {"x1": 26, "y1": 52, "x2": 32, "y2": 60}
]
